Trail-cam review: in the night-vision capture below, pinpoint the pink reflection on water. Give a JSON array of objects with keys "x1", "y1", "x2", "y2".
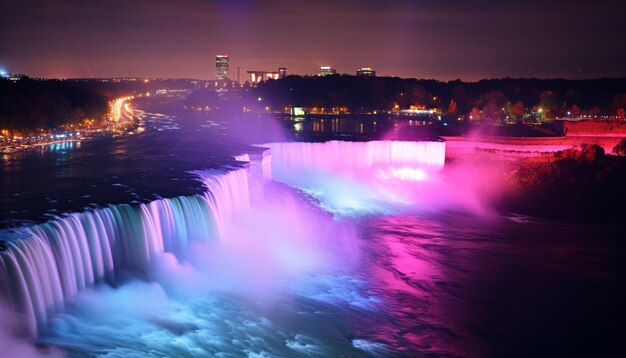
[{"x1": 351, "y1": 214, "x2": 496, "y2": 357}]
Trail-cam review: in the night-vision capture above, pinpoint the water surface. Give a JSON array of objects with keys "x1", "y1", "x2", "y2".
[{"x1": 1, "y1": 100, "x2": 623, "y2": 357}]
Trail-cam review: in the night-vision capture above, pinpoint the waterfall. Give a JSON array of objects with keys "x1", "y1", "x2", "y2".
[
  {"x1": 265, "y1": 140, "x2": 446, "y2": 180},
  {"x1": 0, "y1": 167, "x2": 249, "y2": 337},
  {"x1": 0, "y1": 140, "x2": 445, "y2": 339}
]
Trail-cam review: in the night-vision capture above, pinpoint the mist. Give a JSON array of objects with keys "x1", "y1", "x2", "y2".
[
  {"x1": 0, "y1": 302, "x2": 61, "y2": 358},
  {"x1": 265, "y1": 141, "x2": 509, "y2": 217}
]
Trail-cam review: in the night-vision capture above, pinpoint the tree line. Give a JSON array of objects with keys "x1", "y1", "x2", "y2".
[
  {"x1": 254, "y1": 75, "x2": 626, "y2": 121},
  {"x1": 0, "y1": 77, "x2": 108, "y2": 131}
]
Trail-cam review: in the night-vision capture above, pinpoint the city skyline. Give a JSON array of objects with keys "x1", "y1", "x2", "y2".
[{"x1": 1, "y1": 0, "x2": 626, "y2": 80}]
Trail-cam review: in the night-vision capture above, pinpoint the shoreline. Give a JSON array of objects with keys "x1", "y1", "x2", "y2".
[
  {"x1": 442, "y1": 135, "x2": 624, "y2": 159},
  {"x1": 1, "y1": 97, "x2": 136, "y2": 155},
  {"x1": 440, "y1": 137, "x2": 626, "y2": 223}
]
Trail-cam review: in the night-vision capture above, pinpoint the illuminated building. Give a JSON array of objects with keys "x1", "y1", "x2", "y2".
[
  {"x1": 8, "y1": 74, "x2": 23, "y2": 82},
  {"x1": 290, "y1": 107, "x2": 306, "y2": 116},
  {"x1": 0, "y1": 71, "x2": 22, "y2": 81},
  {"x1": 247, "y1": 70, "x2": 281, "y2": 86},
  {"x1": 279, "y1": 67, "x2": 287, "y2": 78},
  {"x1": 215, "y1": 55, "x2": 229, "y2": 80},
  {"x1": 317, "y1": 66, "x2": 336, "y2": 76},
  {"x1": 356, "y1": 67, "x2": 376, "y2": 77}
]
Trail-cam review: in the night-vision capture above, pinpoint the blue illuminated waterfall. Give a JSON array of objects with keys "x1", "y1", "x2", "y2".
[{"x1": 0, "y1": 167, "x2": 249, "y2": 337}]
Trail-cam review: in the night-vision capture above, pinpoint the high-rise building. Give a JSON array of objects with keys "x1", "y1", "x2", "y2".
[
  {"x1": 317, "y1": 66, "x2": 336, "y2": 76},
  {"x1": 356, "y1": 67, "x2": 376, "y2": 77},
  {"x1": 279, "y1": 67, "x2": 287, "y2": 78},
  {"x1": 215, "y1": 55, "x2": 229, "y2": 80}
]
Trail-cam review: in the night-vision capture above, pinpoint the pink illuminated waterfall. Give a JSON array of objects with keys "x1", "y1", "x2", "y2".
[
  {"x1": 0, "y1": 168, "x2": 249, "y2": 337},
  {"x1": 265, "y1": 140, "x2": 446, "y2": 179},
  {"x1": 260, "y1": 140, "x2": 448, "y2": 215}
]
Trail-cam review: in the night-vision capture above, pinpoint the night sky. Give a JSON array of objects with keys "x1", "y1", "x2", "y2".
[{"x1": 1, "y1": 0, "x2": 625, "y2": 81}]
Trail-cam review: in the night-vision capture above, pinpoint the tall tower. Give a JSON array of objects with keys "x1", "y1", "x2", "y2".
[{"x1": 215, "y1": 55, "x2": 229, "y2": 80}]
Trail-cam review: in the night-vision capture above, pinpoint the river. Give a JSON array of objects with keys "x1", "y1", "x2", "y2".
[{"x1": 1, "y1": 99, "x2": 623, "y2": 357}]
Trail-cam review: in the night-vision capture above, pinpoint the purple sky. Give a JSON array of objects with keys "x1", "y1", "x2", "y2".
[{"x1": 1, "y1": 0, "x2": 625, "y2": 80}]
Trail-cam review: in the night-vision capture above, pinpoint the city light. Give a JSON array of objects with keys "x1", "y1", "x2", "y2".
[
  {"x1": 356, "y1": 67, "x2": 376, "y2": 77},
  {"x1": 317, "y1": 66, "x2": 337, "y2": 76},
  {"x1": 110, "y1": 96, "x2": 134, "y2": 122}
]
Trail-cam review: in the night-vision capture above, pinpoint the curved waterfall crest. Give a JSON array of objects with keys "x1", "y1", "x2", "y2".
[{"x1": 0, "y1": 167, "x2": 250, "y2": 337}]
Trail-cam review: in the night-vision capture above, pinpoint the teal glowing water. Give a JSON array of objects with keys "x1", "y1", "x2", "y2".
[{"x1": 0, "y1": 168, "x2": 248, "y2": 337}]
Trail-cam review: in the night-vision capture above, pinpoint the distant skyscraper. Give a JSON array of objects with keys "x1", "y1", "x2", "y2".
[
  {"x1": 215, "y1": 55, "x2": 229, "y2": 80},
  {"x1": 317, "y1": 66, "x2": 336, "y2": 76},
  {"x1": 279, "y1": 67, "x2": 287, "y2": 78},
  {"x1": 356, "y1": 67, "x2": 376, "y2": 77}
]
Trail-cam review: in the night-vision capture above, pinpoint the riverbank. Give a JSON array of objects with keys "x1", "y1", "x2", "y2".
[
  {"x1": 442, "y1": 136, "x2": 626, "y2": 222},
  {"x1": 1, "y1": 97, "x2": 136, "y2": 154},
  {"x1": 443, "y1": 135, "x2": 625, "y2": 159}
]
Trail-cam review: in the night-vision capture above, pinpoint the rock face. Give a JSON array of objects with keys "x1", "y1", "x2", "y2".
[{"x1": 555, "y1": 120, "x2": 626, "y2": 137}]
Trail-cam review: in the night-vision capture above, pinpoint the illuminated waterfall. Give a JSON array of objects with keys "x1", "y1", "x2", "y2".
[
  {"x1": 0, "y1": 140, "x2": 445, "y2": 340},
  {"x1": 265, "y1": 140, "x2": 446, "y2": 180},
  {"x1": 0, "y1": 168, "x2": 249, "y2": 337},
  {"x1": 263, "y1": 141, "x2": 447, "y2": 215}
]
